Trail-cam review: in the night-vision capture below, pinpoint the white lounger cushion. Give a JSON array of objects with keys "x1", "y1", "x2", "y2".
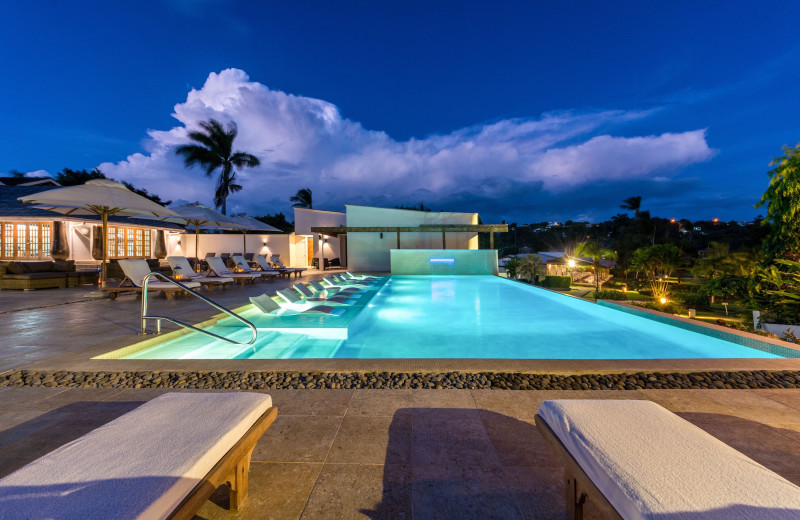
[
  {"x1": 117, "y1": 259, "x2": 200, "y2": 289},
  {"x1": 538, "y1": 399, "x2": 800, "y2": 519},
  {"x1": 0, "y1": 392, "x2": 272, "y2": 520}
]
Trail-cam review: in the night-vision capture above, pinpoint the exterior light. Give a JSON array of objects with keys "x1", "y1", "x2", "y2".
[
  {"x1": 568, "y1": 259, "x2": 576, "y2": 268},
  {"x1": 670, "y1": 218, "x2": 676, "y2": 223},
  {"x1": 660, "y1": 297, "x2": 667, "y2": 304},
  {"x1": 713, "y1": 218, "x2": 719, "y2": 223}
]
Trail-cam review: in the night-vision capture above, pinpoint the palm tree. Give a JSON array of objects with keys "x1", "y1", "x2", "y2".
[
  {"x1": 581, "y1": 240, "x2": 618, "y2": 293},
  {"x1": 620, "y1": 196, "x2": 642, "y2": 218},
  {"x1": 175, "y1": 119, "x2": 260, "y2": 215},
  {"x1": 518, "y1": 254, "x2": 546, "y2": 284},
  {"x1": 290, "y1": 188, "x2": 313, "y2": 209}
]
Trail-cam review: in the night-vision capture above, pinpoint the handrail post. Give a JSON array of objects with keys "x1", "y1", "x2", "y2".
[{"x1": 139, "y1": 271, "x2": 257, "y2": 346}]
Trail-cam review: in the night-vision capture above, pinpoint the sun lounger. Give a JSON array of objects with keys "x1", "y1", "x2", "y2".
[
  {"x1": 254, "y1": 255, "x2": 290, "y2": 278},
  {"x1": 207, "y1": 257, "x2": 260, "y2": 286},
  {"x1": 106, "y1": 259, "x2": 201, "y2": 300},
  {"x1": 232, "y1": 256, "x2": 276, "y2": 282},
  {"x1": 249, "y1": 293, "x2": 345, "y2": 316},
  {"x1": 271, "y1": 255, "x2": 306, "y2": 277},
  {"x1": 167, "y1": 256, "x2": 235, "y2": 292},
  {"x1": 0, "y1": 392, "x2": 277, "y2": 520},
  {"x1": 535, "y1": 399, "x2": 800, "y2": 520}
]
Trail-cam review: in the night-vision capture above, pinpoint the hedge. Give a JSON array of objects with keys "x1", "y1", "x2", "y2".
[{"x1": 541, "y1": 275, "x2": 571, "y2": 289}]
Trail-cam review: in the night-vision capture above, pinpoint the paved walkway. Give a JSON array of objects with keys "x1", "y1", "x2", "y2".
[
  {"x1": 1, "y1": 386, "x2": 799, "y2": 519},
  {"x1": 0, "y1": 269, "x2": 337, "y2": 372}
]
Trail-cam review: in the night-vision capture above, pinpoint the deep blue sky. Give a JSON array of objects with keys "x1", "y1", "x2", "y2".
[{"x1": 1, "y1": 1, "x2": 799, "y2": 223}]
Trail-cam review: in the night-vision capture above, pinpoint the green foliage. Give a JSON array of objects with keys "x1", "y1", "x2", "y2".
[
  {"x1": 503, "y1": 257, "x2": 520, "y2": 280},
  {"x1": 594, "y1": 289, "x2": 627, "y2": 300},
  {"x1": 53, "y1": 168, "x2": 170, "y2": 205},
  {"x1": 254, "y1": 213, "x2": 294, "y2": 234},
  {"x1": 175, "y1": 119, "x2": 260, "y2": 215},
  {"x1": 541, "y1": 275, "x2": 571, "y2": 288},
  {"x1": 395, "y1": 202, "x2": 432, "y2": 211},
  {"x1": 54, "y1": 168, "x2": 106, "y2": 186},
  {"x1": 637, "y1": 300, "x2": 685, "y2": 314},
  {"x1": 121, "y1": 182, "x2": 172, "y2": 206},
  {"x1": 518, "y1": 254, "x2": 546, "y2": 284},
  {"x1": 700, "y1": 274, "x2": 748, "y2": 300},
  {"x1": 757, "y1": 143, "x2": 800, "y2": 261},
  {"x1": 290, "y1": 188, "x2": 313, "y2": 209},
  {"x1": 630, "y1": 243, "x2": 682, "y2": 299},
  {"x1": 674, "y1": 291, "x2": 710, "y2": 310},
  {"x1": 578, "y1": 239, "x2": 617, "y2": 292}
]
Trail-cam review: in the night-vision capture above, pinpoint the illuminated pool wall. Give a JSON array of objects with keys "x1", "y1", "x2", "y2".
[{"x1": 390, "y1": 249, "x2": 499, "y2": 275}]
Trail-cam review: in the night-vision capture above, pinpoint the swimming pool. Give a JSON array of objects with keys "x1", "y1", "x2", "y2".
[{"x1": 116, "y1": 276, "x2": 796, "y2": 360}]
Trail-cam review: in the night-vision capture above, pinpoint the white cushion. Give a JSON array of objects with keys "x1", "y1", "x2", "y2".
[
  {"x1": 538, "y1": 400, "x2": 800, "y2": 519},
  {"x1": 0, "y1": 392, "x2": 272, "y2": 520}
]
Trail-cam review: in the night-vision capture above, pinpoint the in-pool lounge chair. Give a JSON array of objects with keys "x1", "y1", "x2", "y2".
[
  {"x1": 232, "y1": 255, "x2": 276, "y2": 282},
  {"x1": 207, "y1": 257, "x2": 260, "y2": 286},
  {"x1": 294, "y1": 282, "x2": 362, "y2": 301},
  {"x1": 0, "y1": 392, "x2": 277, "y2": 520},
  {"x1": 167, "y1": 256, "x2": 235, "y2": 292},
  {"x1": 276, "y1": 287, "x2": 357, "y2": 306},
  {"x1": 535, "y1": 400, "x2": 800, "y2": 520},
  {"x1": 254, "y1": 255, "x2": 290, "y2": 278},
  {"x1": 107, "y1": 259, "x2": 201, "y2": 300},
  {"x1": 249, "y1": 293, "x2": 345, "y2": 316},
  {"x1": 308, "y1": 279, "x2": 361, "y2": 296}
]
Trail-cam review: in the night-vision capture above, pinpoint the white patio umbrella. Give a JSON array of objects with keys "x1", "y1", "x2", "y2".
[
  {"x1": 170, "y1": 202, "x2": 246, "y2": 270},
  {"x1": 228, "y1": 215, "x2": 282, "y2": 256},
  {"x1": 18, "y1": 179, "x2": 181, "y2": 288}
]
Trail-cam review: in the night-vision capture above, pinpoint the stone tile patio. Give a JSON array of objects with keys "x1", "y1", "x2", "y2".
[{"x1": 1, "y1": 386, "x2": 799, "y2": 519}]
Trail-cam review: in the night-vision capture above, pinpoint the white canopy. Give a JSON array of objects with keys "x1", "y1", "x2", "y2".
[{"x1": 19, "y1": 179, "x2": 180, "y2": 288}]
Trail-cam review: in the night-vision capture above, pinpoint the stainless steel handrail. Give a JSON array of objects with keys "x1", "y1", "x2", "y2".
[{"x1": 140, "y1": 272, "x2": 257, "y2": 346}]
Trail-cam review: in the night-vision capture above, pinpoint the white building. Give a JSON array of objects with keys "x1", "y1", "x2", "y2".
[{"x1": 294, "y1": 204, "x2": 503, "y2": 272}]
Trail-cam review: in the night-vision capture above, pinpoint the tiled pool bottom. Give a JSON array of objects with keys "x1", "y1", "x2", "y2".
[{"x1": 106, "y1": 276, "x2": 799, "y2": 360}]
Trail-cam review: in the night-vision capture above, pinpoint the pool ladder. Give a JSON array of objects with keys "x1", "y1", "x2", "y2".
[{"x1": 140, "y1": 272, "x2": 257, "y2": 346}]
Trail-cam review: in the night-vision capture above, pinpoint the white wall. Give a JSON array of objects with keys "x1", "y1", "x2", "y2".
[
  {"x1": 293, "y1": 208, "x2": 346, "y2": 267},
  {"x1": 391, "y1": 249, "x2": 499, "y2": 275},
  {"x1": 345, "y1": 205, "x2": 479, "y2": 272},
  {"x1": 167, "y1": 232, "x2": 291, "y2": 263}
]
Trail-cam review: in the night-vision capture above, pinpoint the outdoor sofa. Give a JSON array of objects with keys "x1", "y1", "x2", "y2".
[
  {"x1": 535, "y1": 399, "x2": 800, "y2": 519},
  {"x1": 0, "y1": 392, "x2": 277, "y2": 519},
  {"x1": 0, "y1": 260, "x2": 96, "y2": 290}
]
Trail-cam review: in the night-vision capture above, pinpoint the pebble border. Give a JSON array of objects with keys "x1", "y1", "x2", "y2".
[{"x1": 1, "y1": 369, "x2": 800, "y2": 390}]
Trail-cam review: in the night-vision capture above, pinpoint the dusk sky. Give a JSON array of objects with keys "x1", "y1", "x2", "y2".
[{"x1": 2, "y1": 1, "x2": 799, "y2": 224}]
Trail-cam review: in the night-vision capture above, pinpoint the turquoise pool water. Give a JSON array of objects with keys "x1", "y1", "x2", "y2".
[{"x1": 122, "y1": 275, "x2": 792, "y2": 360}]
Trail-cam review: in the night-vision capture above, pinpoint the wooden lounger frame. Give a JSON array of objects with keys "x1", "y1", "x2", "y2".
[
  {"x1": 535, "y1": 414, "x2": 623, "y2": 520},
  {"x1": 106, "y1": 277, "x2": 189, "y2": 300},
  {"x1": 168, "y1": 405, "x2": 278, "y2": 519}
]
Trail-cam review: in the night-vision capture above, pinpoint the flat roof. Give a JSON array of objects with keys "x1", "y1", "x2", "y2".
[{"x1": 311, "y1": 224, "x2": 508, "y2": 236}]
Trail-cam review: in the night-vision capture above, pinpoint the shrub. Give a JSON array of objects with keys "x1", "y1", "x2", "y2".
[
  {"x1": 674, "y1": 291, "x2": 710, "y2": 310},
  {"x1": 635, "y1": 301, "x2": 685, "y2": 315},
  {"x1": 541, "y1": 275, "x2": 571, "y2": 289},
  {"x1": 594, "y1": 289, "x2": 627, "y2": 300},
  {"x1": 714, "y1": 319, "x2": 784, "y2": 340}
]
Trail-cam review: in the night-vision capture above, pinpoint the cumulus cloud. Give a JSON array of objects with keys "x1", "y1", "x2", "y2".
[{"x1": 99, "y1": 68, "x2": 715, "y2": 222}]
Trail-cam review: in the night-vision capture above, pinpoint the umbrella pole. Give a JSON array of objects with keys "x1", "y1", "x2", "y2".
[
  {"x1": 195, "y1": 227, "x2": 200, "y2": 272},
  {"x1": 101, "y1": 210, "x2": 108, "y2": 289},
  {"x1": 243, "y1": 231, "x2": 247, "y2": 256}
]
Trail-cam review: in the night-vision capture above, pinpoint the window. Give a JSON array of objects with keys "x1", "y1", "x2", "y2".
[
  {"x1": 0, "y1": 221, "x2": 52, "y2": 260},
  {"x1": 106, "y1": 226, "x2": 150, "y2": 258}
]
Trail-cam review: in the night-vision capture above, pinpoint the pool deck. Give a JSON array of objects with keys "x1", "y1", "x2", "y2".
[{"x1": 2, "y1": 272, "x2": 800, "y2": 518}]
